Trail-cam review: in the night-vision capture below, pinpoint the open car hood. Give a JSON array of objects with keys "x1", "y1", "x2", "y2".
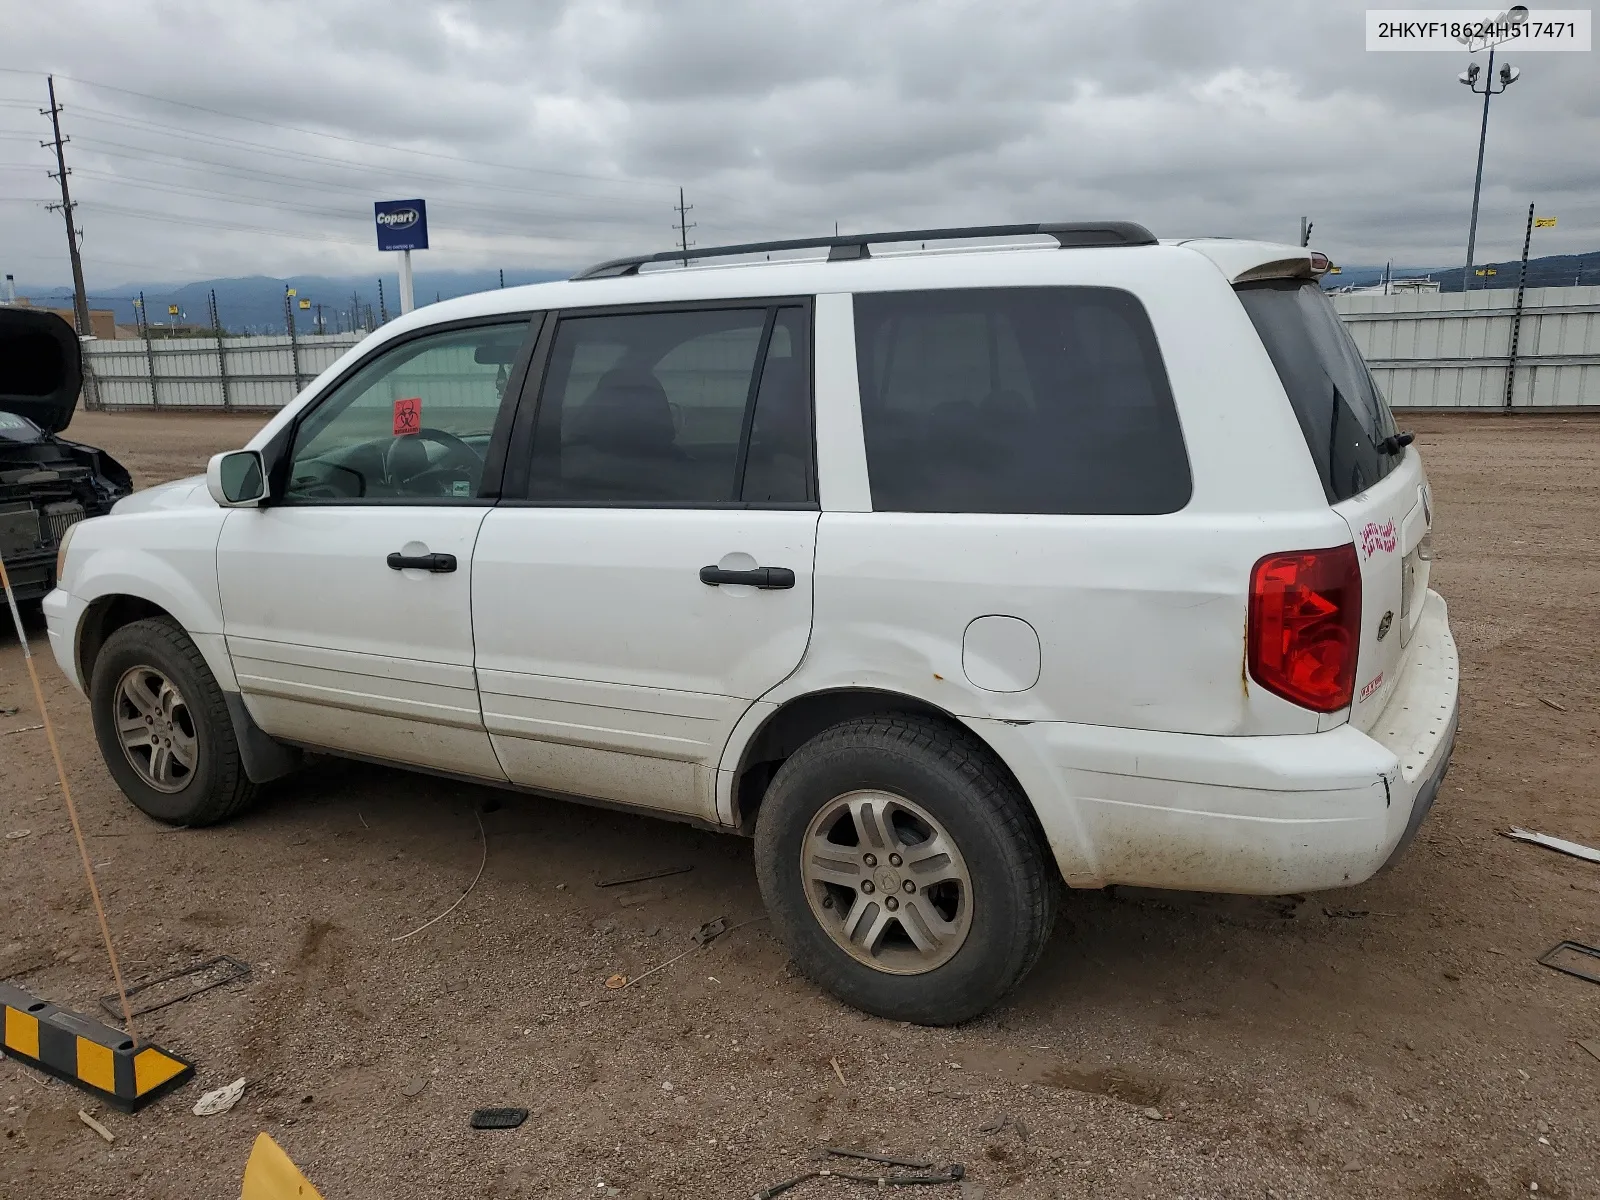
[{"x1": 0, "y1": 306, "x2": 82, "y2": 434}]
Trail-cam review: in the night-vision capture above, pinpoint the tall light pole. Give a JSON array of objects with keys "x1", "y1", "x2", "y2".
[{"x1": 1458, "y1": 7, "x2": 1526, "y2": 290}]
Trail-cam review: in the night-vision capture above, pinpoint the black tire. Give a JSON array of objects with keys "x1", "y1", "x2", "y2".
[
  {"x1": 89, "y1": 617, "x2": 258, "y2": 826},
  {"x1": 754, "y1": 714, "x2": 1057, "y2": 1025}
]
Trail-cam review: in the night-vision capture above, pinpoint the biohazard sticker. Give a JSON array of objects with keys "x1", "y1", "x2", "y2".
[{"x1": 393, "y1": 397, "x2": 421, "y2": 436}]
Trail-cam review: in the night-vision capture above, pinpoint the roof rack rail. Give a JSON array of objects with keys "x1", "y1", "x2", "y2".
[{"x1": 571, "y1": 221, "x2": 1157, "y2": 280}]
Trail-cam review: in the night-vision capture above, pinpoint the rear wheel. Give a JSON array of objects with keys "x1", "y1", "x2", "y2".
[
  {"x1": 754, "y1": 714, "x2": 1056, "y2": 1024},
  {"x1": 89, "y1": 617, "x2": 257, "y2": 826}
]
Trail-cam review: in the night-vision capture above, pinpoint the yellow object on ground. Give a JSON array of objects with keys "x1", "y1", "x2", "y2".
[
  {"x1": 0, "y1": 982, "x2": 193, "y2": 1112},
  {"x1": 242, "y1": 1133, "x2": 325, "y2": 1200}
]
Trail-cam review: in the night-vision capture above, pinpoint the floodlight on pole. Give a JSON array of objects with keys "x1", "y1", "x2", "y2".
[{"x1": 1457, "y1": 7, "x2": 1527, "y2": 290}]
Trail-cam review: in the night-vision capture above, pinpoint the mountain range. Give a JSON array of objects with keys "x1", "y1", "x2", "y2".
[{"x1": 10, "y1": 248, "x2": 1599, "y2": 334}]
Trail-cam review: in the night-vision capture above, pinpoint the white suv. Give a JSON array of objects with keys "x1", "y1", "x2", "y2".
[{"x1": 45, "y1": 223, "x2": 1458, "y2": 1024}]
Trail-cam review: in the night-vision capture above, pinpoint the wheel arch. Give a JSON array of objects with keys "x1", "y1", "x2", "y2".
[{"x1": 727, "y1": 687, "x2": 1038, "y2": 842}]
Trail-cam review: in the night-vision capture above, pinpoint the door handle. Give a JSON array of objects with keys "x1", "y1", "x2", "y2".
[
  {"x1": 699, "y1": 565, "x2": 796, "y2": 590},
  {"x1": 387, "y1": 551, "x2": 457, "y2": 573}
]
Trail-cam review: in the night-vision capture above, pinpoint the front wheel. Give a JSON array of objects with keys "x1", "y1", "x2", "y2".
[
  {"x1": 754, "y1": 714, "x2": 1057, "y2": 1025},
  {"x1": 89, "y1": 617, "x2": 257, "y2": 826}
]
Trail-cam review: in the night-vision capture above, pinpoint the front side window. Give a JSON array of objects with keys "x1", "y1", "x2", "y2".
[
  {"x1": 525, "y1": 305, "x2": 812, "y2": 505},
  {"x1": 853, "y1": 287, "x2": 1191, "y2": 515},
  {"x1": 283, "y1": 320, "x2": 532, "y2": 502}
]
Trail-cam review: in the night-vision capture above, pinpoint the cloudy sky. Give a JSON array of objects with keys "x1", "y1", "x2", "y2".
[{"x1": 2, "y1": 0, "x2": 1596, "y2": 289}]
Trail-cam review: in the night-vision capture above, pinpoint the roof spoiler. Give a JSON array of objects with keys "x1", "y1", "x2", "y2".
[{"x1": 1232, "y1": 251, "x2": 1333, "y2": 284}]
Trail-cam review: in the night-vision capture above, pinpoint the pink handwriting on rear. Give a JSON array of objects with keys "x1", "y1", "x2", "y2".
[{"x1": 1359, "y1": 519, "x2": 1397, "y2": 558}]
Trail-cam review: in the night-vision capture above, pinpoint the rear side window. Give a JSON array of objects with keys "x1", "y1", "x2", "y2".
[
  {"x1": 853, "y1": 287, "x2": 1190, "y2": 515},
  {"x1": 1235, "y1": 279, "x2": 1400, "y2": 503},
  {"x1": 526, "y1": 306, "x2": 812, "y2": 505}
]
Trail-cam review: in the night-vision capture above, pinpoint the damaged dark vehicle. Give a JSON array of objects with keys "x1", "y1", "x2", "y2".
[{"x1": 0, "y1": 307, "x2": 131, "y2": 601}]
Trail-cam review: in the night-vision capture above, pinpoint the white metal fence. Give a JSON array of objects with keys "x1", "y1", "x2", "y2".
[
  {"x1": 1332, "y1": 285, "x2": 1600, "y2": 409},
  {"x1": 77, "y1": 286, "x2": 1600, "y2": 412},
  {"x1": 84, "y1": 332, "x2": 362, "y2": 410}
]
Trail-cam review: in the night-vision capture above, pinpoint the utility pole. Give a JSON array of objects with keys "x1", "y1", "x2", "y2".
[
  {"x1": 675, "y1": 187, "x2": 696, "y2": 267},
  {"x1": 41, "y1": 75, "x2": 91, "y2": 340},
  {"x1": 351, "y1": 290, "x2": 362, "y2": 332},
  {"x1": 313, "y1": 302, "x2": 324, "y2": 335}
]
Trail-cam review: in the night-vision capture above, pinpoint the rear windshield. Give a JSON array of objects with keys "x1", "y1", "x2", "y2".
[
  {"x1": 1235, "y1": 279, "x2": 1400, "y2": 503},
  {"x1": 853, "y1": 286, "x2": 1191, "y2": 515}
]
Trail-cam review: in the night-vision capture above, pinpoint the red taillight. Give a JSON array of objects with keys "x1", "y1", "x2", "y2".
[
  {"x1": 1309, "y1": 251, "x2": 1331, "y2": 274},
  {"x1": 1248, "y1": 545, "x2": 1362, "y2": 712}
]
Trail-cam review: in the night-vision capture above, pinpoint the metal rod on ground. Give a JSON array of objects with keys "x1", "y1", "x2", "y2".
[
  {"x1": 138, "y1": 291, "x2": 158, "y2": 408},
  {"x1": 1505, "y1": 202, "x2": 1535, "y2": 410},
  {"x1": 209, "y1": 289, "x2": 231, "y2": 409},
  {"x1": 0, "y1": 550, "x2": 138, "y2": 1044}
]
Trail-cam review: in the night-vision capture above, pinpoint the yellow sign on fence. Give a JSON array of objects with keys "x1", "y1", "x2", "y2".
[{"x1": 1534, "y1": 217, "x2": 1557, "y2": 228}]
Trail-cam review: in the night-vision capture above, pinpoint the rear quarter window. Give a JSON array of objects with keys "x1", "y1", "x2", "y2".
[
  {"x1": 1234, "y1": 279, "x2": 1400, "y2": 503},
  {"x1": 852, "y1": 287, "x2": 1191, "y2": 515}
]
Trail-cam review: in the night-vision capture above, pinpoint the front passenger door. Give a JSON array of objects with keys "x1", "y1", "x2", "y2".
[{"x1": 217, "y1": 317, "x2": 537, "y2": 779}]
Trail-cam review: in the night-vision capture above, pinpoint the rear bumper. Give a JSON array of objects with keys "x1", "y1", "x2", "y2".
[{"x1": 975, "y1": 589, "x2": 1460, "y2": 894}]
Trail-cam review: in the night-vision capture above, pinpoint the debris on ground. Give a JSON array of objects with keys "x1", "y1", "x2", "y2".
[
  {"x1": 830, "y1": 1057, "x2": 847, "y2": 1086},
  {"x1": 469, "y1": 1107, "x2": 528, "y2": 1130},
  {"x1": 751, "y1": 1154, "x2": 966, "y2": 1199},
  {"x1": 77, "y1": 1109, "x2": 115, "y2": 1143},
  {"x1": 1141, "y1": 1107, "x2": 1165, "y2": 1121},
  {"x1": 976, "y1": 1116, "x2": 1028, "y2": 1141},
  {"x1": 4, "y1": 829, "x2": 29, "y2": 840},
  {"x1": 401, "y1": 1077, "x2": 428, "y2": 1098},
  {"x1": 391, "y1": 809, "x2": 487, "y2": 943},
  {"x1": 101, "y1": 954, "x2": 250, "y2": 1020},
  {"x1": 604, "y1": 973, "x2": 628, "y2": 989},
  {"x1": 2, "y1": 724, "x2": 43, "y2": 736},
  {"x1": 1537, "y1": 697, "x2": 1568, "y2": 712},
  {"x1": 692, "y1": 917, "x2": 728, "y2": 946},
  {"x1": 1538, "y1": 941, "x2": 1600, "y2": 985},
  {"x1": 0, "y1": 705, "x2": 18, "y2": 716},
  {"x1": 193, "y1": 1078, "x2": 247, "y2": 1117},
  {"x1": 1504, "y1": 827, "x2": 1600, "y2": 864},
  {"x1": 595, "y1": 864, "x2": 693, "y2": 888},
  {"x1": 1577, "y1": 1039, "x2": 1600, "y2": 1063},
  {"x1": 827, "y1": 1148, "x2": 935, "y2": 1169}
]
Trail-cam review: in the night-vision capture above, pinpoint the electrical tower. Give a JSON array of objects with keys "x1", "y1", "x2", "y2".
[
  {"x1": 675, "y1": 188, "x2": 696, "y2": 267},
  {"x1": 41, "y1": 75, "x2": 91, "y2": 340}
]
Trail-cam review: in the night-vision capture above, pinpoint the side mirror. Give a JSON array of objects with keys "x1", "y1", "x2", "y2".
[{"x1": 207, "y1": 450, "x2": 267, "y2": 507}]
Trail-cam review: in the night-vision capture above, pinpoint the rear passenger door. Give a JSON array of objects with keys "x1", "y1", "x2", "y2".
[{"x1": 471, "y1": 301, "x2": 818, "y2": 820}]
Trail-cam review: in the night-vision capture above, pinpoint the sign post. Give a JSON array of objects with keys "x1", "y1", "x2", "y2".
[{"x1": 375, "y1": 200, "x2": 428, "y2": 315}]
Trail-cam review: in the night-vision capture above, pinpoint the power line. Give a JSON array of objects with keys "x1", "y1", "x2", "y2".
[{"x1": 41, "y1": 72, "x2": 679, "y2": 193}]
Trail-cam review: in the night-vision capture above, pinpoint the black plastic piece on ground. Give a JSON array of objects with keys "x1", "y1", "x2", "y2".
[
  {"x1": 573, "y1": 222, "x2": 1158, "y2": 279},
  {"x1": 470, "y1": 1107, "x2": 529, "y2": 1129}
]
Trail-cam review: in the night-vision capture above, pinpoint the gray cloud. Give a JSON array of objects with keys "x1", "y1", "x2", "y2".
[{"x1": 1, "y1": 0, "x2": 1595, "y2": 291}]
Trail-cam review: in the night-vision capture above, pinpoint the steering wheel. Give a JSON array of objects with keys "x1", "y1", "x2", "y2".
[{"x1": 383, "y1": 427, "x2": 483, "y2": 488}]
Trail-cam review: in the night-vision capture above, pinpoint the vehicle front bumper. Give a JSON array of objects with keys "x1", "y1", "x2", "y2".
[
  {"x1": 41, "y1": 586, "x2": 87, "y2": 691},
  {"x1": 973, "y1": 589, "x2": 1460, "y2": 895}
]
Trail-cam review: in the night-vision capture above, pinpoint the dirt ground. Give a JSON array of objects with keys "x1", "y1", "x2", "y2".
[{"x1": 2, "y1": 410, "x2": 1597, "y2": 1199}]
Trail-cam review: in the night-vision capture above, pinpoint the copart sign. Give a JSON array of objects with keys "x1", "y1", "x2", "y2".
[{"x1": 375, "y1": 199, "x2": 429, "y2": 252}]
